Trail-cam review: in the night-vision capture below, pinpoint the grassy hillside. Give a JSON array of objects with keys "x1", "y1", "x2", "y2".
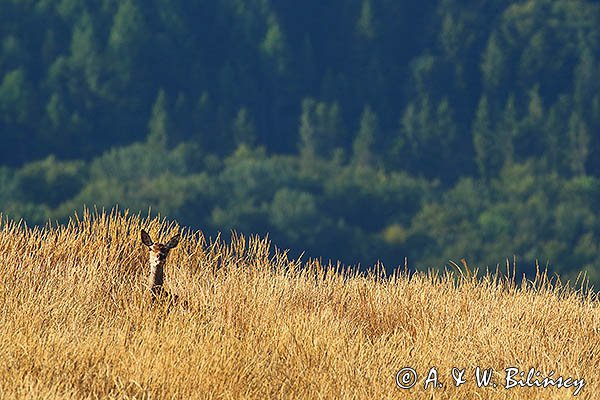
[{"x1": 0, "y1": 210, "x2": 598, "y2": 399}]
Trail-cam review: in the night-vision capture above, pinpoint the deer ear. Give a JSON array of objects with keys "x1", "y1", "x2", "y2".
[
  {"x1": 141, "y1": 230, "x2": 153, "y2": 247},
  {"x1": 165, "y1": 234, "x2": 180, "y2": 249}
]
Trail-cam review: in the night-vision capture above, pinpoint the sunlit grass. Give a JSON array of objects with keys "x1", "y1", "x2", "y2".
[{"x1": 0, "y1": 209, "x2": 598, "y2": 399}]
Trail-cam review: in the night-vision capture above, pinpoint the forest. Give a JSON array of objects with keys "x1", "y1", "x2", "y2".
[{"x1": 1, "y1": 0, "x2": 600, "y2": 282}]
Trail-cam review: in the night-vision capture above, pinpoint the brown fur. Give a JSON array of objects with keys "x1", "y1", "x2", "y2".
[{"x1": 141, "y1": 229, "x2": 181, "y2": 304}]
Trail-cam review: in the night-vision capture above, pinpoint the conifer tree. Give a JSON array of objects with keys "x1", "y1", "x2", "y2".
[
  {"x1": 232, "y1": 107, "x2": 256, "y2": 147},
  {"x1": 472, "y1": 96, "x2": 499, "y2": 179},
  {"x1": 0, "y1": 68, "x2": 31, "y2": 125},
  {"x1": 353, "y1": 105, "x2": 377, "y2": 167},
  {"x1": 356, "y1": 0, "x2": 376, "y2": 40},
  {"x1": 573, "y1": 46, "x2": 595, "y2": 111},
  {"x1": 148, "y1": 89, "x2": 170, "y2": 148},
  {"x1": 108, "y1": 0, "x2": 147, "y2": 83},
  {"x1": 69, "y1": 13, "x2": 100, "y2": 92},
  {"x1": 262, "y1": 15, "x2": 288, "y2": 74},
  {"x1": 481, "y1": 33, "x2": 505, "y2": 91},
  {"x1": 299, "y1": 98, "x2": 317, "y2": 160},
  {"x1": 568, "y1": 112, "x2": 590, "y2": 176},
  {"x1": 298, "y1": 98, "x2": 344, "y2": 159},
  {"x1": 498, "y1": 95, "x2": 517, "y2": 165}
]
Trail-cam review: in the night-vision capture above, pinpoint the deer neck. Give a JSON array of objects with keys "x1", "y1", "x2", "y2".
[{"x1": 148, "y1": 254, "x2": 165, "y2": 293}]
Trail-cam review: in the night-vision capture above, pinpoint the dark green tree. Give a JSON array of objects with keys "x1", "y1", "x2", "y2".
[
  {"x1": 567, "y1": 112, "x2": 590, "y2": 176},
  {"x1": 14, "y1": 155, "x2": 86, "y2": 208},
  {"x1": 148, "y1": 89, "x2": 171, "y2": 149},
  {"x1": 515, "y1": 86, "x2": 545, "y2": 157},
  {"x1": 573, "y1": 46, "x2": 595, "y2": 111},
  {"x1": 232, "y1": 107, "x2": 257, "y2": 147},
  {"x1": 352, "y1": 105, "x2": 378, "y2": 167},
  {"x1": 356, "y1": 0, "x2": 376, "y2": 41},
  {"x1": 108, "y1": 0, "x2": 147, "y2": 84},
  {"x1": 69, "y1": 12, "x2": 100, "y2": 93},
  {"x1": 298, "y1": 98, "x2": 344, "y2": 160},
  {"x1": 481, "y1": 33, "x2": 505, "y2": 92},
  {"x1": 472, "y1": 96, "x2": 499, "y2": 179},
  {"x1": 397, "y1": 96, "x2": 460, "y2": 180},
  {"x1": 299, "y1": 98, "x2": 318, "y2": 161},
  {"x1": 261, "y1": 14, "x2": 289, "y2": 74},
  {"x1": 497, "y1": 95, "x2": 517, "y2": 165},
  {"x1": 0, "y1": 68, "x2": 32, "y2": 126}
]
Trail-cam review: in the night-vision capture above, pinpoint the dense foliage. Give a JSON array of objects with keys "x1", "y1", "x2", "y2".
[{"x1": 1, "y1": 0, "x2": 600, "y2": 282}]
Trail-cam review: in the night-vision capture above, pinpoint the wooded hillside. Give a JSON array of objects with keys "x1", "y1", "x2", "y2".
[{"x1": 1, "y1": 0, "x2": 600, "y2": 282}]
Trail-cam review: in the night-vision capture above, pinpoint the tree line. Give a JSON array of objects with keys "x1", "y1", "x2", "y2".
[{"x1": 1, "y1": 0, "x2": 600, "y2": 282}]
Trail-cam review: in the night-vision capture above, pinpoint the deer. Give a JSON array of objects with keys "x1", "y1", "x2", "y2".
[{"x1": 140, "y1": 229, "x2": 182, "y2": 305}]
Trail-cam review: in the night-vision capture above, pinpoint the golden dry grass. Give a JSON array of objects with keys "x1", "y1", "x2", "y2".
[{"x1": 0, "y1": 209, "x2": 598, "y2": 399}]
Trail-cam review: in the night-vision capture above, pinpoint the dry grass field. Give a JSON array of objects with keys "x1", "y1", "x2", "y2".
[{"x1": 0, "y1": 210, "x2": 598, "y2": 399}]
